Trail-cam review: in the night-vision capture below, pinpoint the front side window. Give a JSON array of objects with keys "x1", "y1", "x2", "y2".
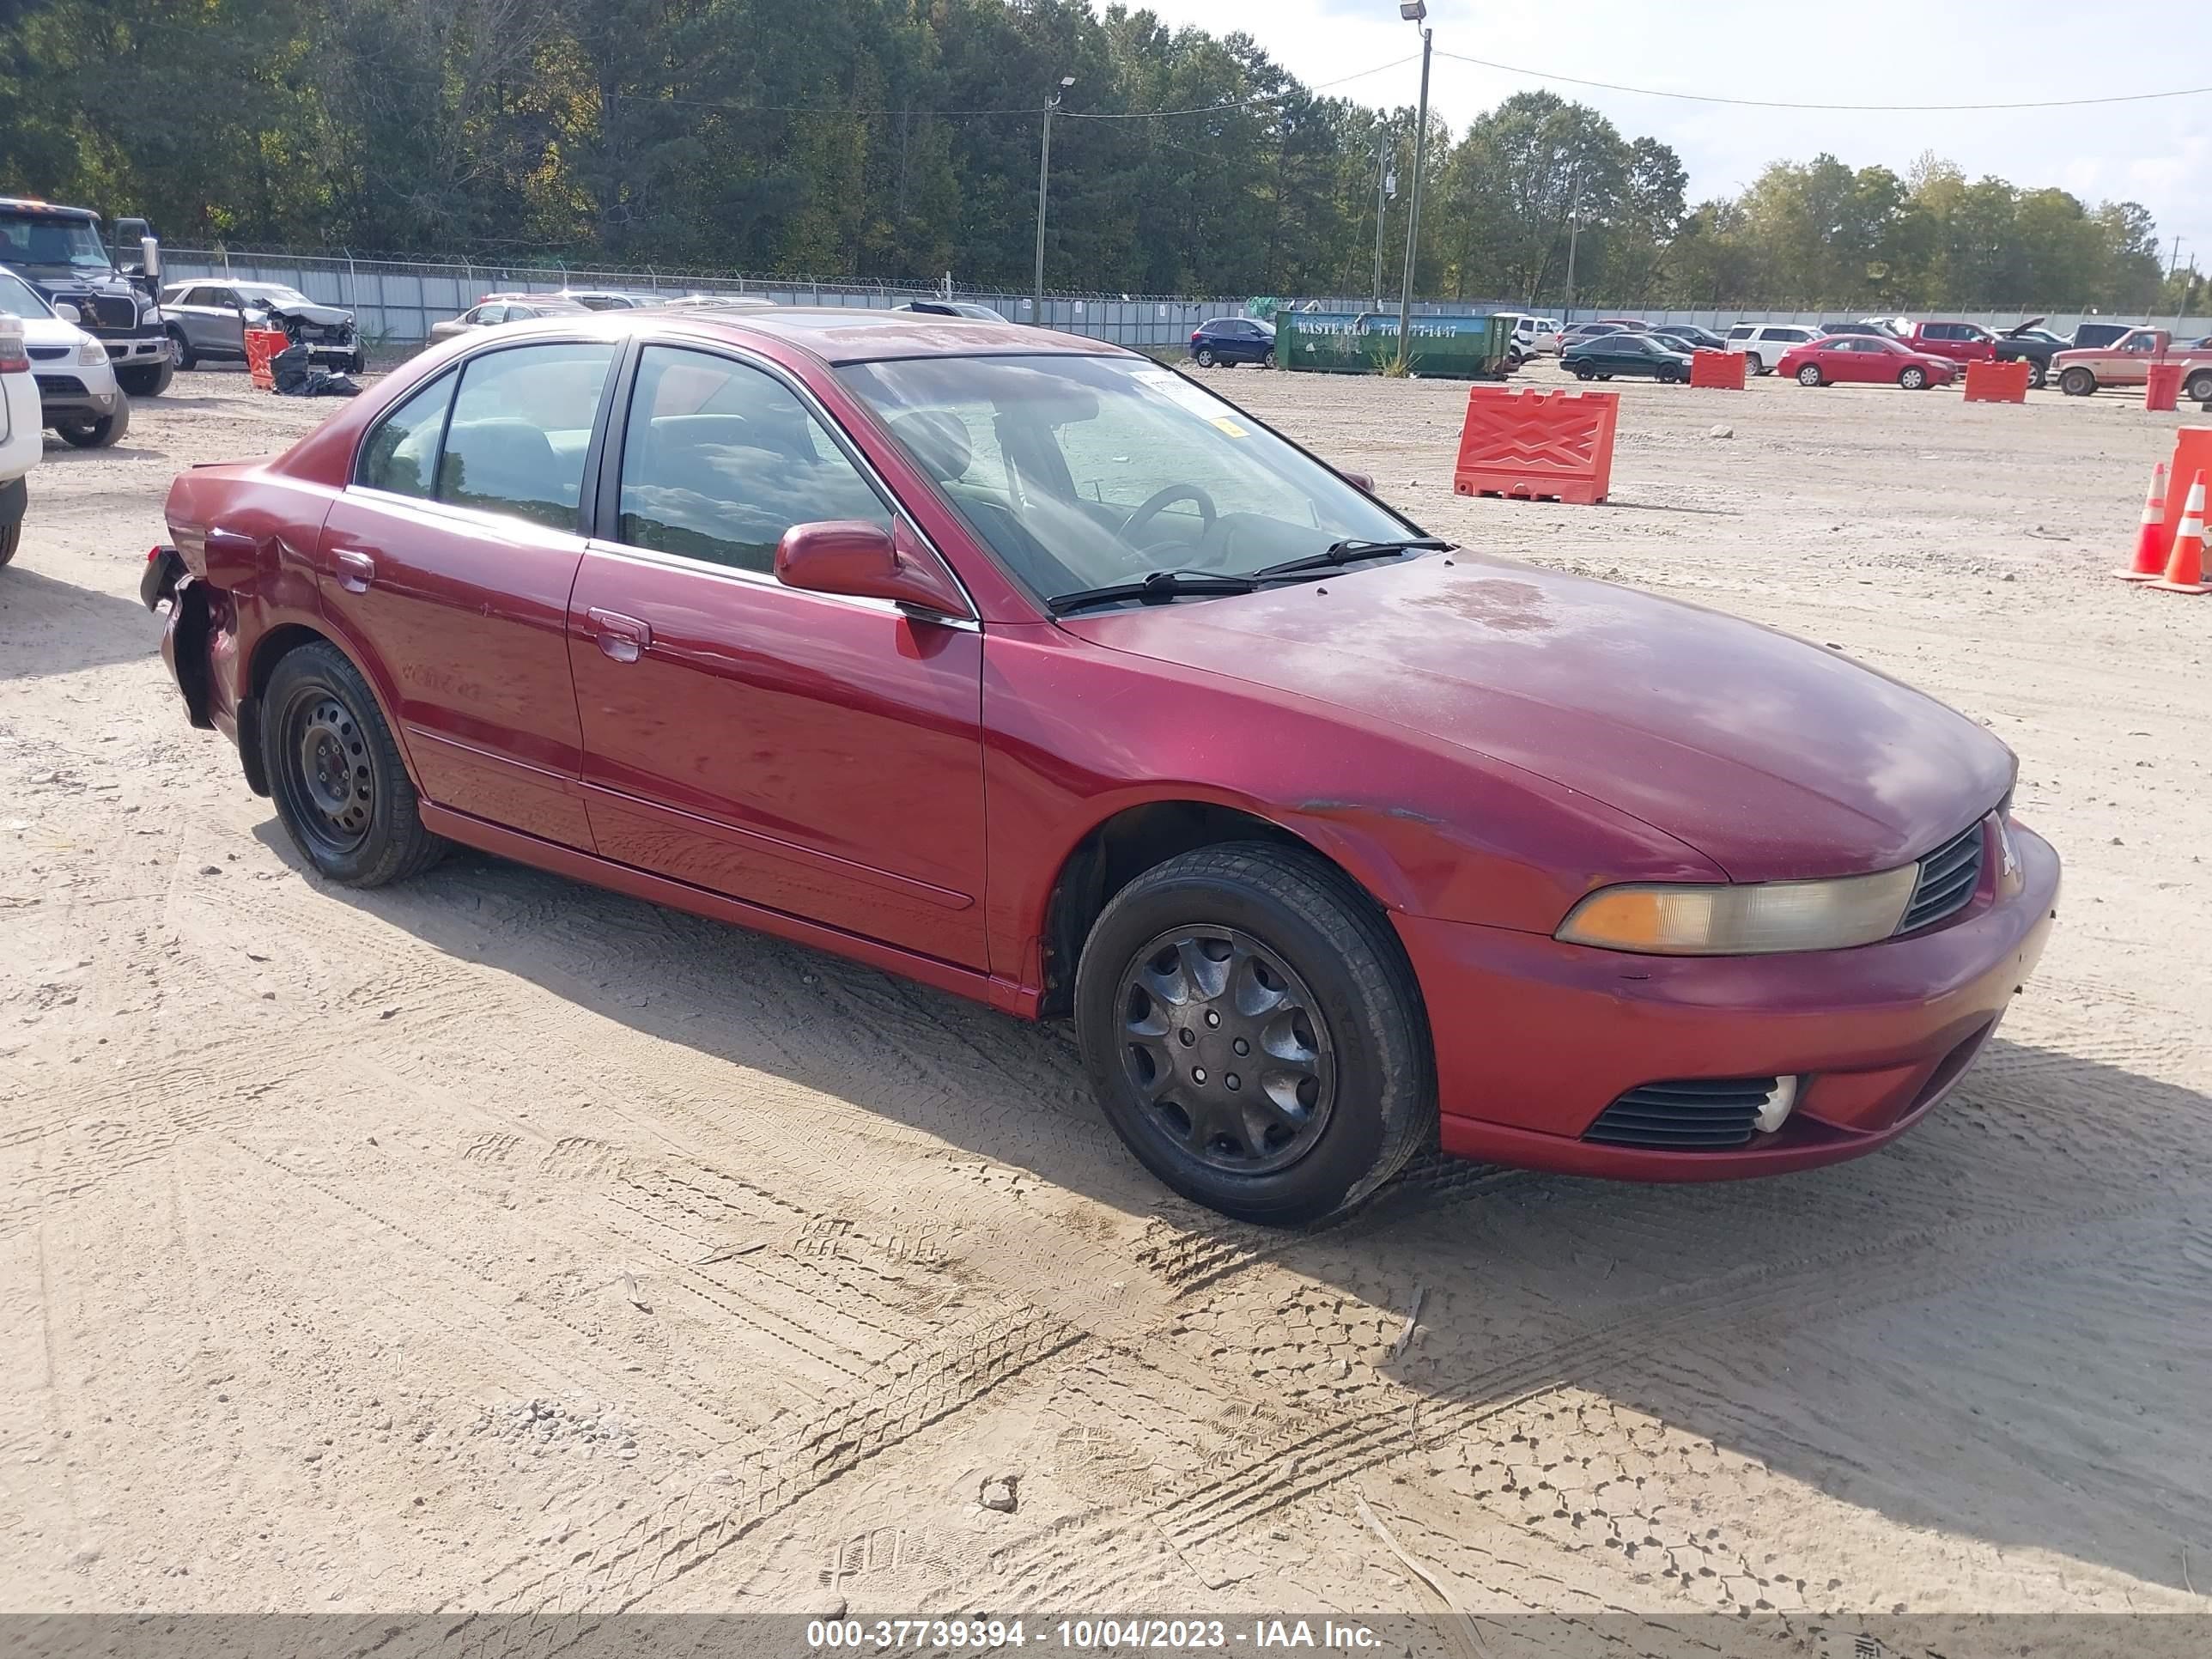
[
  {"x1": 434, "y1": 341, "x2": 616, "y2": 532},
  {"x1": 839, "y1": 353, "x2": 1419, "y2": 603},
  {"x1": 616, "y1": 344, "x2": 889, "y2": 574},
  {"x1": 357, "y1": 373, "x2": 456, "y2": 498}
]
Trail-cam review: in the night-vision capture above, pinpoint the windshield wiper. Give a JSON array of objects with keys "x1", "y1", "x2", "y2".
[
  {"x1": 1247, "y1": 538, "x2": 1454, "y2": 583},
  {"x1": 1048, "y1": 569, "x2": 1260, "y2": 617}
]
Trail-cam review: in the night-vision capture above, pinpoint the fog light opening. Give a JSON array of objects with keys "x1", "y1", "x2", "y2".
[{"x1": 1753, "y1": 1075, "x2": 1800, "y2": 1134}]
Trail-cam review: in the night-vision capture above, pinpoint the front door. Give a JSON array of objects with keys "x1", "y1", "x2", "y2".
[
  {"x1": 567, "y1": 342, "x2": 988, "y2": 969},
  {"x1": 316, "y1": 337, "x2": 619, "y2": 848}
]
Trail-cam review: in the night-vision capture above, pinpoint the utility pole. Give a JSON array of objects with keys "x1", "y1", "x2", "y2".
[
  {"x1": 1563, "y1": 184, "x2": 1583, "y2": 316},
  {"x1": 1372, "y1": 128, "x2": 1392, "y2": 313},
  {"x1": 1394, "y1": 2, "x2": 1432, "y2": 368},
  {"x1": 1035, "y1": 75, "x2": 1074, "y2": 320}
]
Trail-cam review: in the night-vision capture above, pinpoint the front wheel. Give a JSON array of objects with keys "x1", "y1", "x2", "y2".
[
  {"x1": 54, "y1": 399, "x2": 131, "y2": 448},
  {"x1": 1075, "y1": 842, "x2": 1434, "y2": 1226},
  {"x1": 263, "y1": 641, "x2": 447, "y2": 887},
  {"x1": 115, "y1": 359, "x2": 173, "y2": 398},
  {"x1": 1796, "y1": 365, "x2": 1823, "y2": 386},
  {"x1": 2185, "y1": 369, "x2": 2212, "y2": 404},
  {"x1": 2059, "y1": 366, "x2": 2097, "y2": 397},
  {"x1": 1899, "y1": 366, "x2": 1929, "y2": 390},
  {"x1": 0, "y1": 517, "x2": 18, "y2": 568}
]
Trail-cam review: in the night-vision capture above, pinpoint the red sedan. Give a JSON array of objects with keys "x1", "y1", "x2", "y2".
[
  {"x1": 143, "y1": 309, "x2": 2057, "y2": 1224},
  {"x1": 1779, "y1": 335, "x2": 1957, "y2": 390}
]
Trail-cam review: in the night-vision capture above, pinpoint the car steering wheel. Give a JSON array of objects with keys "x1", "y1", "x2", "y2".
[{"x1": 1120, "y1": 484, "x2": 1218, "y2": 546}]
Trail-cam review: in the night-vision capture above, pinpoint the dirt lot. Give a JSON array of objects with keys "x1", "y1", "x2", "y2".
[{"x1": 2, "y1": 362, "x2": 2208, "y2": 1642}]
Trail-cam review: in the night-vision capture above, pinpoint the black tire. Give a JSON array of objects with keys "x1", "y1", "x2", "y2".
[
  {"x1": 1796, "y1": 364, "x2": 1823, "y2": 386},
  {"x1": 166, "y1": 326, "x2": 197, "y2": 371},
  {"x1": 1194, "y1": 347, "x2": 1217, "y2": 368},
  {"x1": 0, "y1": 518, "x2": 18, "y2": 568},
  {"x1": 262, "y1": 641, "x2": 447, "y2": 887},
  {"x1": 115, "y1": 358, "x2": 173, "y2": 398},
  {"x1": 2059, "y1": 366, "x2": 2097, "y2": 398},
  {"x1": 2185, "y1": 370, "x2": 2212, "y2": 404},
  {"x1": 1074, "y1": 842, "x2": 1434, "y2": 1226},
  {"x1": 1899, "y1": 366, "x2": 1928, "y2": 390},
  {"x1": 1572, "y1": 365, "x2": 1595, "y2": 380},
  {"x1": 1743, "y1": 352, "x2": 1764, "y2": 376},
  {"x1": 2026, "y1": 361, "x2": 2046, "y2": 390},
  {"x1": 54, "y1": 398, "x2": 131, "y2": 448},
  {"x1": 349, "y1": 350, "x2": 369, "y2": 376}
]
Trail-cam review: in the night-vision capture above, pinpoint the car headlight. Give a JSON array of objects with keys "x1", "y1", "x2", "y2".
[
  {"x1": 76, "y1": 336, "x2": 106, "y2": 367},
  {"x1": 1557, "y1": 865, "x2": 1920, "y2": 956}
]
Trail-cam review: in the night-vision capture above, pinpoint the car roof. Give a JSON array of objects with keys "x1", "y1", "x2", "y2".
[
  {"x1": 0, "y1": 197, "x2": 98, "y2": 222},
  {"x1": 466, "y1": 305, "x2": 1129, "y2": 367}
]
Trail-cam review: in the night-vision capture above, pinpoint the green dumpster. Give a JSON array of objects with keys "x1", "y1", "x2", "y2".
[{"x1": 1274, "y1": 311, "x2": 1512, "y2": 378}]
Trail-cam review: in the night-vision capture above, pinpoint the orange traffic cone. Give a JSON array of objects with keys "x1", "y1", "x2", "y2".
[
  {"x1": 2150, "y1": 471, "x2": 2207, "y2": 595},
  {"x1": 2116, "y1": 460, "x2": 2166, "y2": 580}
]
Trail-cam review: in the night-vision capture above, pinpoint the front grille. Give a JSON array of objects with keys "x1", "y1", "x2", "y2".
[
  {"x1": 34, "y1": 373, "x2": 85, "y2": 396},
  {"x1": 1583, "y1": 1077, "x2": 1780, "y2": 1150},
  {"x1": 1898, "y1": 820, "x2": 1984, "y2": 934},
  {"x1": 88, "y1": 295, "x2": 138, "y2": 331},
  {"x1": 27, "y1": 345, "x2": 68, "y2": 361}
]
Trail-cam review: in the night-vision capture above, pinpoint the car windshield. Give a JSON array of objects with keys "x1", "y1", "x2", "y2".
[
  {"x1": 242, "y1": 285, "x2": 313, "y2": 307},
  {"x1": 0, "y1": 268, "x2": 55, "y2": 319},
  {"x1": 0, "y1": 212, "x2": 111, "y2": 273},
  {"x1": 838, "y1": 353, "x2": 1419, "y2": 602}
]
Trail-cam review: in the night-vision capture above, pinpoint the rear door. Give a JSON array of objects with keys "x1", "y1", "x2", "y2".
[
  {"x1": 315, "y1": 337, "x2": 618, "y2": 848},
  {"x1": 566, "y1": 340, "x2": 988, "y2": 967}
]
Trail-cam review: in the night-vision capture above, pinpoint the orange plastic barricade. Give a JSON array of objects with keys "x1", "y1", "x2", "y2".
[
  {"x1": 244, "y1": 328, "x2": 288, "y2": 391},
  {"x1": 1452, "y1": 386, "x2": 1620, "y2": 505},
  {"x1": 1689, "y1": 349, "x2": 1745, "y2": 390},
  {"x1": 1963, "y1": 360, "x2": 2031, "y2": 404},
  {"x1": 2151, "y1": 427, "x2": 2212, "y2": 562},
  {"x1": 2144, "y1": 361, "x2": 2185, "y2": 412}
]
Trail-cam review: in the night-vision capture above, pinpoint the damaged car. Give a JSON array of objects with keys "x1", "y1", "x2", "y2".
[{"x1": 160, "y1": 280, "x2": 367, "y2": 375}]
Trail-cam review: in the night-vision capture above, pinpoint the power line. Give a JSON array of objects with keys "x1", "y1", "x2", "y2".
[
  {"x1": 1060, "y1": 53, "x2": 1419, "y2": 118},
  {"x1": 1434, "y1": 48, "x2": 2212, "y2": 112}
]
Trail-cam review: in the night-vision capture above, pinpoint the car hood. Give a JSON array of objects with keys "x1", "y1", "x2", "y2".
[
  {"x1": 1060, "y1": 554, "x2": 2012, "y2": 882},
  {"x1": 15, "y1": 314, "x2": 96, "y2": 349},
  {"x1": 258, "y1": 299, "x2": 352, "y2": 325}
]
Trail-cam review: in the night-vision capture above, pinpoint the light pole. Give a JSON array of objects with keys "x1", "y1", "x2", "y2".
[
  {"x1": 1036, "y1": 75, "x2": 1074, "y2": 319},
  {"x1": 1394, "y1": 2, "x2": 1432, "y2": 369},
  {"x1": 1372, "y1": 126, "x2": 1393, "y2": 313}
]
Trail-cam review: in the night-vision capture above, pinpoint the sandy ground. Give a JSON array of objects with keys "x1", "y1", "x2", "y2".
[{"x1": 2, "y1": 360, "x2": 2209, "y2": 1644}]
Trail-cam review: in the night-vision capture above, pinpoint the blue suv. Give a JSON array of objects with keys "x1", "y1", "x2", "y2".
[{"x1": 1189, "y1": 316, "x2": 1275, "y2": 368}]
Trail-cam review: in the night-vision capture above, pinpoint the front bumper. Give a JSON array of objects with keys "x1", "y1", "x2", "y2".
[
  {"x1": 1394, "y1": 819, "x2": 2060, "y2": 1181},
  {"x1": 98, "y1": 330, "x2": 171, "y2": 367},
  {"x1": 33, "y1": 372, "x2": 124, "y2": 422}
]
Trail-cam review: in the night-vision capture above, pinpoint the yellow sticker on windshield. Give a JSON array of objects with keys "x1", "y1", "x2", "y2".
[{"x1": 1211, "y1": 417, "x2": 1247, "y2": 438}]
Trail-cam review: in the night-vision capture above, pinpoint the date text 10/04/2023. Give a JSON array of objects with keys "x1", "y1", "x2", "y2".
[{"x1": 805, "y1": 1620, "x2": 1386, "y2": 1650}]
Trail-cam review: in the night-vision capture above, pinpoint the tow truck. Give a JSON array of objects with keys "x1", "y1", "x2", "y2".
[{"x1": 0, "y1": 196, "x2": 173, "y2": 397}]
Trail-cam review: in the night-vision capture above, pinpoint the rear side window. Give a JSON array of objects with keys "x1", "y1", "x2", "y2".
[
  {"x1": 357, "y1": 373, "x2": 457, "y2": 499},
  {"x1": 1727, "y1": 325, "x2": 1753, "y2": 341},
  {"x1": 615, "y1": 344, "x2": 890, "y2": 574},
  {"x1": 435, "y1": 341, "x2": 617, "y2": 532}
]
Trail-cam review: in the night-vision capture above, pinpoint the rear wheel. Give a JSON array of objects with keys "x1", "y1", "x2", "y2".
[
  {"x1": 2059, "y1": 366, "x2": 2097, "y2": 397},
  {"x1": 1743, "y1": 352, "x2": 1764, "y2": 376},
  {"x1": 166, "y1": 325, "x2": 197, "y2": 371},
  {"x1": 1194, "y1": 347, "x2": 1217, "y2": 368},
  {"x1": 1899, "y1": 366, "x2": 1929, "y2": 390},
  {"x1": 2026, "y1": 361, "x2": 2047, "y2": 390},
  {"x1": 263, "y1": 641, "x2": 447, "y2": 887},
  {"x1": 53, "y1": 399, "x2": 130, "y2": 448},
  {"x1": 1075, "y1": 842, "x2": 1434, "y2": 1226},
  {"x1": 1572, "y1": 364, "x2": 1595, "y2": 380},
  {"x1": 0, "y1": 518, "x2": 18, "y2": 568},
  {"x1": 1796, "y1": 364, "x2": 1823, "y2": 386}
]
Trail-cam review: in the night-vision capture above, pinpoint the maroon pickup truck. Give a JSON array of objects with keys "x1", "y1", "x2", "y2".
[{"x1": 1903, "y1": 320, "x2": 1999, "y2": 365}]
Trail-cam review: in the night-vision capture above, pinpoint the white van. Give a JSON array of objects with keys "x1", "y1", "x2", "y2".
[
  {"x1": 0, "y1": 307, "x2": 46, "y2": 567},
  {"x1": 1724, "y1": 323, "x2": 1823, "y2": 376}
]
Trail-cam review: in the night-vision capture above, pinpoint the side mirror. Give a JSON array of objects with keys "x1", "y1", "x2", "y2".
[
  {"x1": 140, "y1": 237, "x2": 161, "y2": 283},
  {"x1": 775, "y1": 520, "x2": 967, "y2": 617},
  {"x1": 1341, "y1": 470, "x2": 1376, "y2": 495},
  {"x1": 198, "y1": 527, "x2": 262, "y2": 588},
  {"x1": 52, "y1": 301, "x2": 80, "y2": 325}
]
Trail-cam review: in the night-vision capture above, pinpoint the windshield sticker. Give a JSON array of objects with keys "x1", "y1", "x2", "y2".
[
  {"x1": 1211, "y1": 417, "x2": 1248, "y2": 438},
  {"x1": 1133, "y1": 368, "x2": 1232, "y2": 422}
]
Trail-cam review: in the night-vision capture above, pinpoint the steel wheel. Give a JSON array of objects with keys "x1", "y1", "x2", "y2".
[
  {"x1": 1114, "y1": 925, "x2": 1336, "y2": 1177},
  {"x1": 1899, "y1": 367, "x2": 1927, "y2": 390},
  {"x1": 276, "y1": 688, "x2": 375, "y2": 858},
  {"x1": 1796, "y1": 365, "x2": 1822, "y2": 386}
]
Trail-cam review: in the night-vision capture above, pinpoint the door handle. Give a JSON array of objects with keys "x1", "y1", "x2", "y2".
[
  {"x1": 587, "y1": 608, "x2": 651, "y2": 664},
  {"x1": 333, "y1": 549, "x2": 375, "y2": 592}
]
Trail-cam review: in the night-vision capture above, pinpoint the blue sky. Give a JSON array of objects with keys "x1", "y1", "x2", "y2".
[{"x1": 1132, "y1": 0, "x2": 2212, "y2": 277}]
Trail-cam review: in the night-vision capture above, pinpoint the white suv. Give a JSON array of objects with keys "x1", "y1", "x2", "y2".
[
  {"x1": 1725, "y1": 322, "x2": 1823, "y2": 376},
  {"x1": 0, "y1": 312, "x2": 41, "y2": 567}
]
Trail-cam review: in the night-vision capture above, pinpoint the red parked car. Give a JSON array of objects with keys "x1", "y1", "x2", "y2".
[
  {"x1": 1903, "y1": 320, "x2": 1998, "y2": 365},
  {"x1": 1776, "y1": 334, "x2": 1958, "y2": 390},
  {"x1": 142, "y1": 309, "x2": 2058, "y2": 1224}
]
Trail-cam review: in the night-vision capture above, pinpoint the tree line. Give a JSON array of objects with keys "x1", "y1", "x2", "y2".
[{"x1": 0, "y1": 0, "x2": 2197, "y2": 315}]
